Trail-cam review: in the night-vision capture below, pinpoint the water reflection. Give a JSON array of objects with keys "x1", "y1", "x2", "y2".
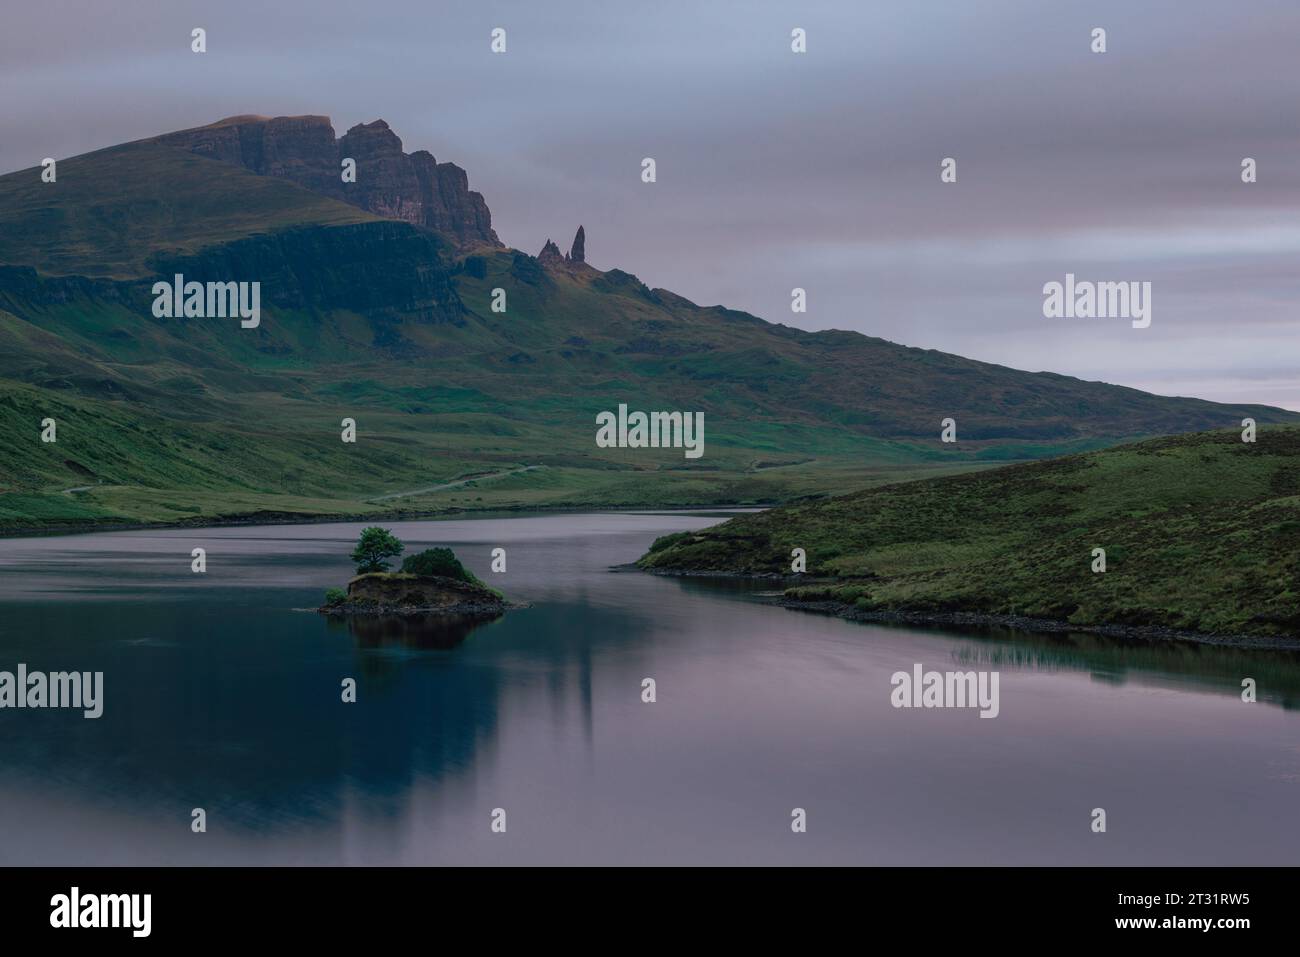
[
  {"x1": 329, "y1": 611, "x2": 504, "y2": 650},
  {"x1": 0, "y1": 512, "x2": 1296, "y2": 865},
  {"x1": 948, "y1": 627, "x2": 1300, "y2": 711},
  {"x1": 675, "y1": 575, "x2": 1300, "y2": 711}
]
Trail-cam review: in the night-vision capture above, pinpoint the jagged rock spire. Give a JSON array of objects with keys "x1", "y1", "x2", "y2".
[
  {"x1": 569, "y1": 225, "x2": 585, "y2": 263},
  {"x1": 538, "y1": 238, "x2": 564, "y2": 264}
]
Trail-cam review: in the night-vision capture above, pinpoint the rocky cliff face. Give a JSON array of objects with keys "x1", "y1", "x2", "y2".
[
  {"x1": 537, "y1": 238, "x2": 565, "y2": 266},
  {"x1": 150, "y1": 220, "x2": 465, "y2": 332},
  {"x1": 152, "y1": 115, "x2": 501, "y2": 250}
]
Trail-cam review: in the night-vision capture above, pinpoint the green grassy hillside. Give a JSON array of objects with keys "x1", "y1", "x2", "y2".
[
  {"x1": 639, "y1": 427, "x2": 1300, "y2": 640},
  {"x1": 0, "y1": 126, "x2": 1295, "y2": 532},
  {"x1": 0, "y1": 141, "x2": 378, "y2": 279}
]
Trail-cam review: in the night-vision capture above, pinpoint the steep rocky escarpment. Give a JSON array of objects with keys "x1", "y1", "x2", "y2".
[{"x1": 151, "y1": 115, "x2": 500, "y2": 249}]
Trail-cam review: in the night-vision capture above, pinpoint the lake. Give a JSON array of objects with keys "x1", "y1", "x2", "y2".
[{"x1": 0, "y1": 511, "x2": 1297, "y2": 865}]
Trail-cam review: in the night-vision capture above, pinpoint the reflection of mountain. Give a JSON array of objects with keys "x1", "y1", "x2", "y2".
[{"x1": 0, "y1": 594, "x2": 657, "y2": 834}]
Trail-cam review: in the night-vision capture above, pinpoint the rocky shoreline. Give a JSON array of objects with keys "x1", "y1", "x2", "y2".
[
  {"x1": 319, "y1": 572, "x2": 515, "y2": 618},
  {"x1": 320, "y1": 598, "x2": 510, "y2": 618}
]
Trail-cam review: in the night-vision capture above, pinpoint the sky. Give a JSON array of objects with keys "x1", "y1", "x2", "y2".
[{"x1": 3, "y1": 0, "x2": 1298, "y2": 409}]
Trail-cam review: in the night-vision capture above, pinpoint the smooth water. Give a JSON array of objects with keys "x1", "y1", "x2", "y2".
[{"x1": 0, "y1": 511, "x2": 1297, "y2": 865}]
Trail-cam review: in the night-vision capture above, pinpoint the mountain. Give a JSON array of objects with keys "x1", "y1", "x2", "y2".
[
  {"x1": 638, "y1": 426, "x2": 1300, "y2": 642},
  {"x1": 0, "y1": 114, "x2": 1294, "y2": 532}
]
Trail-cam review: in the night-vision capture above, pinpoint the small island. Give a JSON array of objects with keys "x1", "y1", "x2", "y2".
[{"x1": 320, "y1": 527, "x2": 510, "y2": 618}]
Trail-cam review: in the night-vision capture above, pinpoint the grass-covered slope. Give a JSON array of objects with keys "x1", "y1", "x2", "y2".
[
  {"x1": 639, "y1": 427, "x2": 1300, "y2": 640},
  {"x1": 0, "y1": 123, "x2": 1296, "y2": 531},
  {"x1": 0, "y1": 141, "x2": 378, "y2": 279}
]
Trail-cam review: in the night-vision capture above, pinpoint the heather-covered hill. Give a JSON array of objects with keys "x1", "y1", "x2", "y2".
[{"x1": 639, "y1": 427, "x2": 1300, "y2": 642}]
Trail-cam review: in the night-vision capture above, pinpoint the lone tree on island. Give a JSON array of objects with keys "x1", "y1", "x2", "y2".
[{"x1": 350, "y1": 526, "x2": 404, "y2": 574}]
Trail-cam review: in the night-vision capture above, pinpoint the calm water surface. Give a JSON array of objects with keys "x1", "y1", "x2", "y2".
[{"x1": 0, "y1": 511, "x2": 1297, "y2": 865}]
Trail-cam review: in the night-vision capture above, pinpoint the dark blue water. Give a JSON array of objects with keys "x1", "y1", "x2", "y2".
[{"x1": 0, "y1": 512, "x2": 1297, "y2": 864}]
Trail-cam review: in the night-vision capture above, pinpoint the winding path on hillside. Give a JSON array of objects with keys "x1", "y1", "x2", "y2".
[{"x1": 367, "y1": 465, "x2": 541, "y2": 502}]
